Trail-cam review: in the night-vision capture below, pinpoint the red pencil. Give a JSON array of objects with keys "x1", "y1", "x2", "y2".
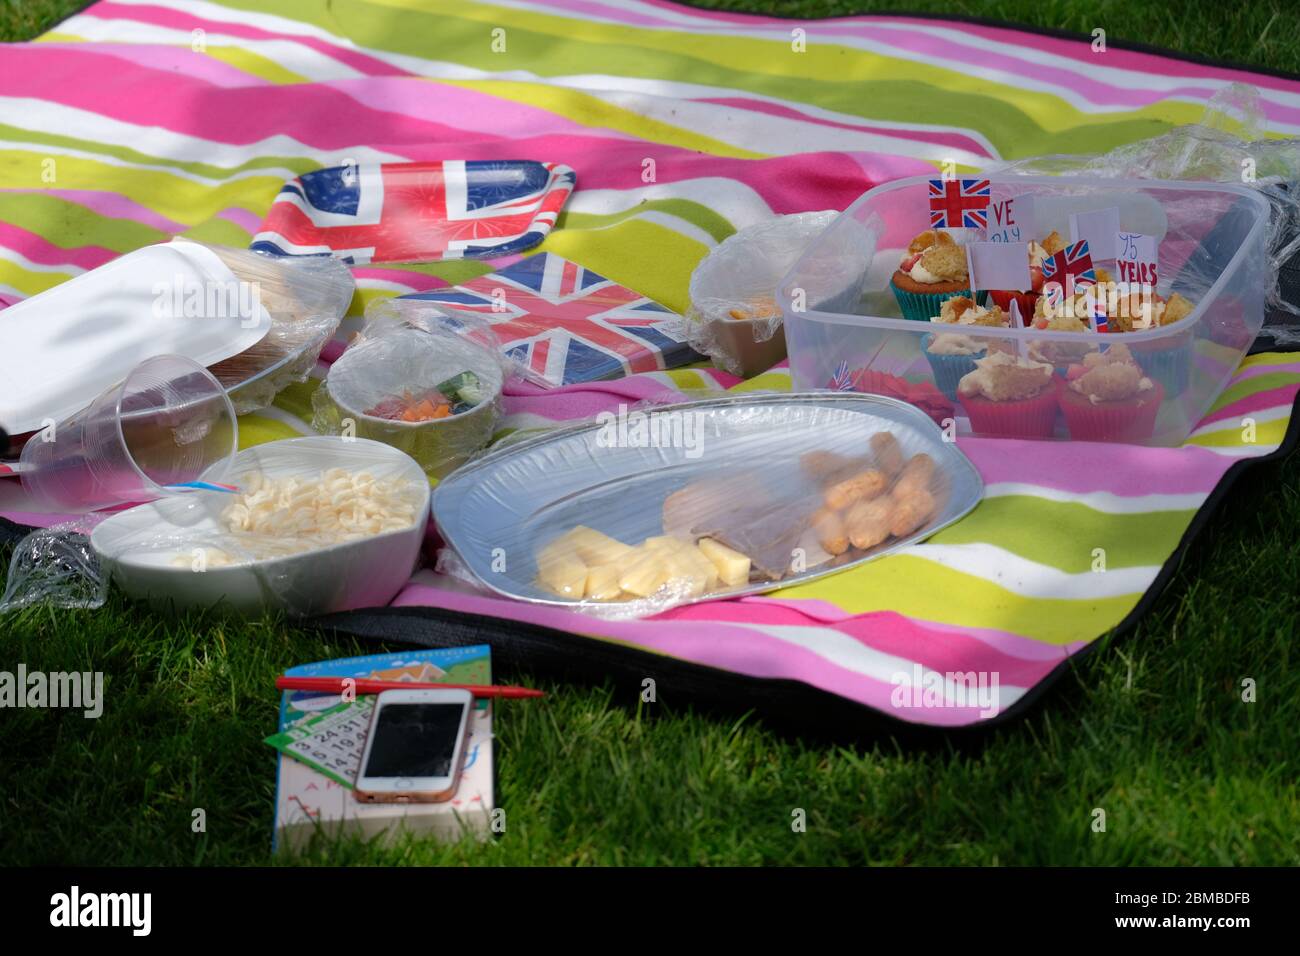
[{"x1": 275, "y1": 676, "x2": 545, "y2": 699}]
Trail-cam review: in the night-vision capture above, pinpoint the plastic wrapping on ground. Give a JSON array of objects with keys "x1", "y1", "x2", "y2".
[
  {"x1": 987, "y1": 83, "x2": 1300, "y2": 344},
  {"x1": 685, "y1": 211, "x2": 838, "y2": 376},
  {"x1": 206, "y1": 244, "x2": 355, "y2": 414},
  {"x1": 429, "y1": 391, "x2": 982, "y2": 620},
  {"x1": 311, "y1": 298, "x2": 513, "y2": 479},
  {"x1": 0, "y1": 517, "x2": 108, "y2": 613}
]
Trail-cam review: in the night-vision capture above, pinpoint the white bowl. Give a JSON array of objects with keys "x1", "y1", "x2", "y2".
[{"x1": 90, "y1": 437, "x2": 429, "y2": 617}]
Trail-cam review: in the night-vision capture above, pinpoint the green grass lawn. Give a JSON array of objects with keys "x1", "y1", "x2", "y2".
[{"x1": 2, "y1": 0, "x2": 1299, "y2": 866}]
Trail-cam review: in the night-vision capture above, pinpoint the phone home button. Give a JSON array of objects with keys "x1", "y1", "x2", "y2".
[{"x1": 394, "y1": 777, "x2": 414, "y2": 790}]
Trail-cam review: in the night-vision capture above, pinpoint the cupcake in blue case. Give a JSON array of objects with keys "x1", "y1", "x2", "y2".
[
  {"x1": 920, "y1": 295, "x2": 1010, "y2": 399},
  {"x1": 890, "y1": 229, "x2": 983, "y2": 321},
  {"x1": 923, "y1": 333, "x2": 986, "y2": 401}
]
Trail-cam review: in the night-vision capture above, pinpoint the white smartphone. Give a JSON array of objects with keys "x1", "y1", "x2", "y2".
[{"x1": 353, "y1": 688, "x2": 475, "y2": 803}]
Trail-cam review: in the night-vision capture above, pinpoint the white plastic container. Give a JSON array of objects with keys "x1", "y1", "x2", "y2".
[{"x1": 779, "y1": 176, "x2": 1270, "y2": 445}]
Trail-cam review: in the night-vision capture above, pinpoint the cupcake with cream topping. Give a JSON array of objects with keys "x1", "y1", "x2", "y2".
[
  {"x1": 890, "y1": 229, "x2": 979, "y2": 322},
  {"x1": 1060, "y1": 344, "x2": 1164, "y2": 442},
  {"x1": 957, "y1": 351, "x2": 1061, "y2": 438}
]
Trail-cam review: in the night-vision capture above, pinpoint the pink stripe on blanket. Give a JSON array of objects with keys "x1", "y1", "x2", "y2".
[
  {"x1": 0, "y1": 48, "x2": 453, "y2": 151},
  {"x1": 1227, "y1": 360, "x2": 1300, "y2": 385},
  {"x1": 659, "y1": 601, "x2": 1072, "y2": 681},
  {"x1": 1194, "y1": 381, "x2": 1300, "y2": 429},
  {"x1": 390, "y1": 581, "x2": 1024, "y2": 723},
  {"x1": 30, "y1": 41, "x2": 268, "y2": 88},
  {"x1": 351, "y1": 268, "x2": 452, "y2": 293},
  {"x1": 213, "y1": 207, "x2": 263, "y2": 235},
  {"x1": 716, "y1": 596, "x2": 1085, "y2": 660},
  {"x1": 501, "y1": 375, "x2": 711, "y2": 422},
  {"x1": 957, "y1": 436, "x2": 1236, "y2": 496},
  {"x1": 86, "y1": 2, "x2": 408, "y2": 77},
  {"x1": 0, "y1": 222, "x2": 118, "y2": 273},
  {"x1": 0, "y1": 510, "x2": 73, "y2": 529}
]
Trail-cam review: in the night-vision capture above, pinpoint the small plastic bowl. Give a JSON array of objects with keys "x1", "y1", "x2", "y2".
[{"x1": 316, "y1": 327, "x2": 505, "y2": 478}]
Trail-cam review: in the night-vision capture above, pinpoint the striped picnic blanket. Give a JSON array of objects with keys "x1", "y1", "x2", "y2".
[{"x1": 3, "y1": 0, "x2": 1299, "y2": 725}]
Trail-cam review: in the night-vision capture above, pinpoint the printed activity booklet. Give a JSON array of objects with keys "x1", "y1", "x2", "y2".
[{"x1": 269, "y1": 645, "x2": 494, "y2": 852}]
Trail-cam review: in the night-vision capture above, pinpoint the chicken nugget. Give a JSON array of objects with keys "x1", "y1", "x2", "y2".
[
  {"x1": 893, "y1": 453, "x2": 935, "y2": 496},
  {"x1": 888, "y1": 488, "x2": 936, "y2": 538},
  {"x1": 845, "y1": 497, "x2": 892, "y2": 550},
  {"x1": 824, "y1": 468, "x2": 888, "y2": 511},
  {"x1": 869, "y1": 431, "x2": 904, "y2": 477},
  {"x1": 810, "y1": 507, "x2": 849, "y2": 556}
]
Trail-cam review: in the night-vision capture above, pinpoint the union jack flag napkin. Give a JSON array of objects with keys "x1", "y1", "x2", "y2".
[
  {"x1": 251, "y1": 160, "x2": 575, "y2": 264},
  {"x1": 928, "y1": 178, "x2": 991, "y2": 230},
  {"x1": 399, "y1": 253, "x2": 698, "y2": 388}
]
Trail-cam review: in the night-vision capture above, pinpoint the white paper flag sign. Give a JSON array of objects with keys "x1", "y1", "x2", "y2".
[
  {"x1": 987, "y1": 194, "x2": 1035, "y2": 243},
  {"x1": 1069, "y1": 206, "x2": 1122, "y2": 262},
  {"x1": 1114, "y1": 232, "x2": 1159, "y2": 287},
  {"x1": 965, "y1": 241, "x2": 1032, "y2": 292}
]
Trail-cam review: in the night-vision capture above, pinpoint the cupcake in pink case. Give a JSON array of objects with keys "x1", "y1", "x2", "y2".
[
  {"x1": 957, "y1": 351, "x2": 1061, "y2": 438},
  {"x1": 1026, "y1": 310, "x2": 1096, "y2": 377},
  {"x1": 1060, "y1": 344, "x2": 1164, "y2": 443}
]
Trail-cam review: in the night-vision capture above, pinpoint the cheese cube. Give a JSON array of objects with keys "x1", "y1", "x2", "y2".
[
  {"x1": 566, "y1": 526, "x2": 633, "y2": 566},
  {"x1": 697, "y1": 537, "x2": 752, "y2": 587},
  {"x1": 583, "y1": 563, "x2": 623, "y2": 601},
  {"x1": 536, "y1": 541, "x2": 587, "y2": 598},
  {"x1": 618, "y1": 551, "x2": 670, "y2": 598}
]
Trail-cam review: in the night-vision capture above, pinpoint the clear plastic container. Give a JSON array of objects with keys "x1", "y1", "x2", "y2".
[
  {"x1": 19, "y1": 355, "x2": 237, "y2": 513},
  {"x1": 779, "y1": 176, "x2": 1270, "y2": 445}
]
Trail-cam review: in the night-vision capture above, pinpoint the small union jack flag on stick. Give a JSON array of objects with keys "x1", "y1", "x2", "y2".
[
  {"x1": 1088, "y1": 289, "x2": 1109, "y2": 333},
  {"x1": 928, "y1": 178, "x2": 991, "y2": 230},
  {"x1": 1041, "y1": 239, "x2": 1097, "y2": 294}
]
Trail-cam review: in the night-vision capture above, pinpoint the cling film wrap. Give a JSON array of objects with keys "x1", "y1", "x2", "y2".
[
  {"x1": 205, "y1": 245, "x2": 355, "y2": 414},
  {"x1": 989, "y1": 83, "x2": 1300, "y2": 342},
  {"x1": 685, "y1": 211, "x2": 839, "y2": 376},
  {"x1": 311, "y1": 298, "x2": 514, "y2": 479},
  {"x1": 430, "y1": 391, "x2": 983, "y2": 620},
  {"x1": 0, "y1": 516, "x2": 109, "y2": 613}
]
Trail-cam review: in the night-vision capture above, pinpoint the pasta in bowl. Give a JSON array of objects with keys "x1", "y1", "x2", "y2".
[{"x1": 90, "y1": 437, "x2": 429, "y2": 617}]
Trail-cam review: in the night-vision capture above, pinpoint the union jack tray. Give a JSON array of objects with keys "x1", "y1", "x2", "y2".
[
  {"x1": 400, "y1": 253, "x2": 698, "y2": 388},
  {"x1": 251, "y1": 160, "x2": 575, "y2": 264}
]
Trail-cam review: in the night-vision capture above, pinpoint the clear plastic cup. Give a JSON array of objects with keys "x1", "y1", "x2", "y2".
[{"x1": 19, "y1": 355, "x2": 238, "y2": 513}]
